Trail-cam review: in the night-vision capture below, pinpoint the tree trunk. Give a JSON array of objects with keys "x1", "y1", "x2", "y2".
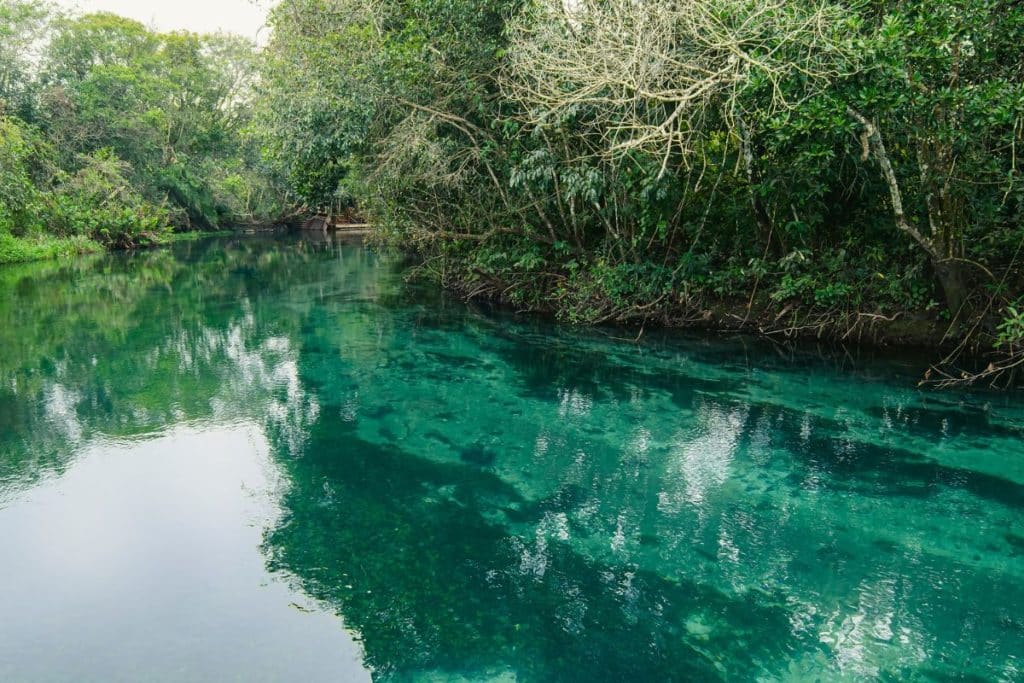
[
  {"x1": 847, "y1": 106, "x2": 971, "y2": 317},
  {"x1": 934, "y1": 259, "x2": 969, "y2": 319},
  {"x1": 736, "y1": 116, "x2": 774, "y2": 253}
]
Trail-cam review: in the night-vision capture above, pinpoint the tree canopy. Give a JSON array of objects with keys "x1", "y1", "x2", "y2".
[{"x1": 0, "y1": 1, "x2": 283, "y2": 253}]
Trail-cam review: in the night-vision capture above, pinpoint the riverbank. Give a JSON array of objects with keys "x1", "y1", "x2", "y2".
[
  {"x1": 0, "y1": 234, "x2": 103, "y2": 265},
  {"x1": 0, "y1": 230, "x2": 241, "y2": 266},
  {"x1": 433, "y1": 264, "x2": 1015, "y2": 387}
]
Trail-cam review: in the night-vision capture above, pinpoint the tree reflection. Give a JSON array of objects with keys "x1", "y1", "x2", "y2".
[
  {"x1": 0, "y1": 237, "x2": 394, "y2": 497},
  {"x1": 261, "y1": 419, "x2": 795, "y2": 681}
]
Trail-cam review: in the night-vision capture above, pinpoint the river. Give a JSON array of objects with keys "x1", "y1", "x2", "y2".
[{"x1": 0, "y1": 235, "x2": 1021, "y2": 681}]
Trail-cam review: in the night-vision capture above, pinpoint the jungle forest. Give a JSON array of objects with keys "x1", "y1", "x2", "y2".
[{"x1": 2, "y1": 0, "x2": 1023, "y2": 379}]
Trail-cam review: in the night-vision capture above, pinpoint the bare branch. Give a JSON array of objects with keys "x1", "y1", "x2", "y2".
[{"x1": 504, "y1": 0, "x2": 858, "y2": 161}]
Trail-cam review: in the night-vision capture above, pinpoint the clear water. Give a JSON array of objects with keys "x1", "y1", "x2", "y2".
[{"x1": 0, "y1": 236, "x2": 1022, "y2": 682}]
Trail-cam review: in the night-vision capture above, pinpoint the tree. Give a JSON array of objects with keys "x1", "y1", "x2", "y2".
[
  {"x1": 503, "y1": 0, "x2": 861, "y2": 268},
  {"x1": 0, "y1": 116, "x2": 48, "y2": 234},
  {"x1": 506, "y1": 0, "x2": 857, "y2": 161},
  {"x1": 505, "y1": 0, "x2": 1024, "y2": 318},
  {"x1": 844, "y1": 0, "x2": 1024, "y2": 315},
  {"x1": 0, "y1": 0, "x2": 53, "y2": 117}
]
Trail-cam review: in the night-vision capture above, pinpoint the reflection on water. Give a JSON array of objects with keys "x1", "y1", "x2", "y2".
[
  {"x1": 0, "y1": 423, "x2": 369, "y2": 682},
  {"x1": 0, "y1": 236, "x2": 1022, "y2": 681}
]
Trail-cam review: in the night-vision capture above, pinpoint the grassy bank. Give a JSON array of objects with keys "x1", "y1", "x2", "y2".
[
  {"x1": 0, "y1": 230, "x2": 243, "y2": 267},
  {"x1": 157, "y1": 230, "x2": 238, "y2": 245},
  {"x1": 0, "y1": 234, "x2": 103, "y2": 266}
]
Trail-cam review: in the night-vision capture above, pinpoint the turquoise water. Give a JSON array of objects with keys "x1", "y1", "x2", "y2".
[{"x1": 0, "y1": 236, "x2": 1022, "y2": 682}]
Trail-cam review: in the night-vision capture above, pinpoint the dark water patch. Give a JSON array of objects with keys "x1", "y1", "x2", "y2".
[
  {"x1": 919, "y1": 669, "x2": 993, "y2": 683},
  {"x1": 863, "y1": 403, "x2": 1024, "y2": 442},
  {"x1": 265, "y1": 425, "x2": 803, "y2": 682},
  {"x1": 1005, "y1": 532, "x2": 1024, "y2": 552},
  {"x1": 362, "y1": 404, "x2": 395, "y2": 420},
  {"x1": 497, "y1": 338, "x2": 739, "y2": 410},
  {"x1": 791, "y1": 429, "x2": 1024, "y2": 509},
  {"x1": 423, "y1": 350, "x2": 486, "y2": 370},
  {"x1": 460, "y1": 444, "x2": 497, "y2": 467},
  {"x1": 729, "y1": 403, "x2": 1024, "y2": 511}
]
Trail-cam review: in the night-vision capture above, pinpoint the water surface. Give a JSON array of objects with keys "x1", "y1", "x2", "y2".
[{"x1": 0, "y1": 236, "x2": 1022, "y2": 681}]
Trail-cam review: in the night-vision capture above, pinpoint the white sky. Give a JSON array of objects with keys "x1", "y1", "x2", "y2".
[{"x1": 53, "y1": 0, "x2": 274, "y2": 41}]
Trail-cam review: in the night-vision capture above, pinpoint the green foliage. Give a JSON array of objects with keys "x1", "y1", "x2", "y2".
[
  {"x1": 0, "y1": 233, "x2": 100, "y2": 265},
  {"x1": 0, "y1": 0, "x2": 50, "y2": 117},
  {"x1": 997, "y1": 302, "x2": 1024, "y2": 352},
  {"x1": 254, "y1": 0, "x2": 1024, "y2": 361},
  {"x1": 0, "y1": 0, "x2": 286, "y2": 262},
  {"x1": 46, "y1": 149, "x2": 171, "y2": 247},
  {"x1": 0, "y1": 116, "x2": 47, "y2": 234}
]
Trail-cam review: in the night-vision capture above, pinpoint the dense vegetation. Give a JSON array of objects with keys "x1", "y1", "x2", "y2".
[
  {"x1": 0, "y1": 0, "x2": 282, "y2": 261},
  {"x1": 257, "y1": 0, "x2": 1024, "y2": 384},
  {"x1": 2, "y1": 0, "x2": 1022, "y2": 383}
]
